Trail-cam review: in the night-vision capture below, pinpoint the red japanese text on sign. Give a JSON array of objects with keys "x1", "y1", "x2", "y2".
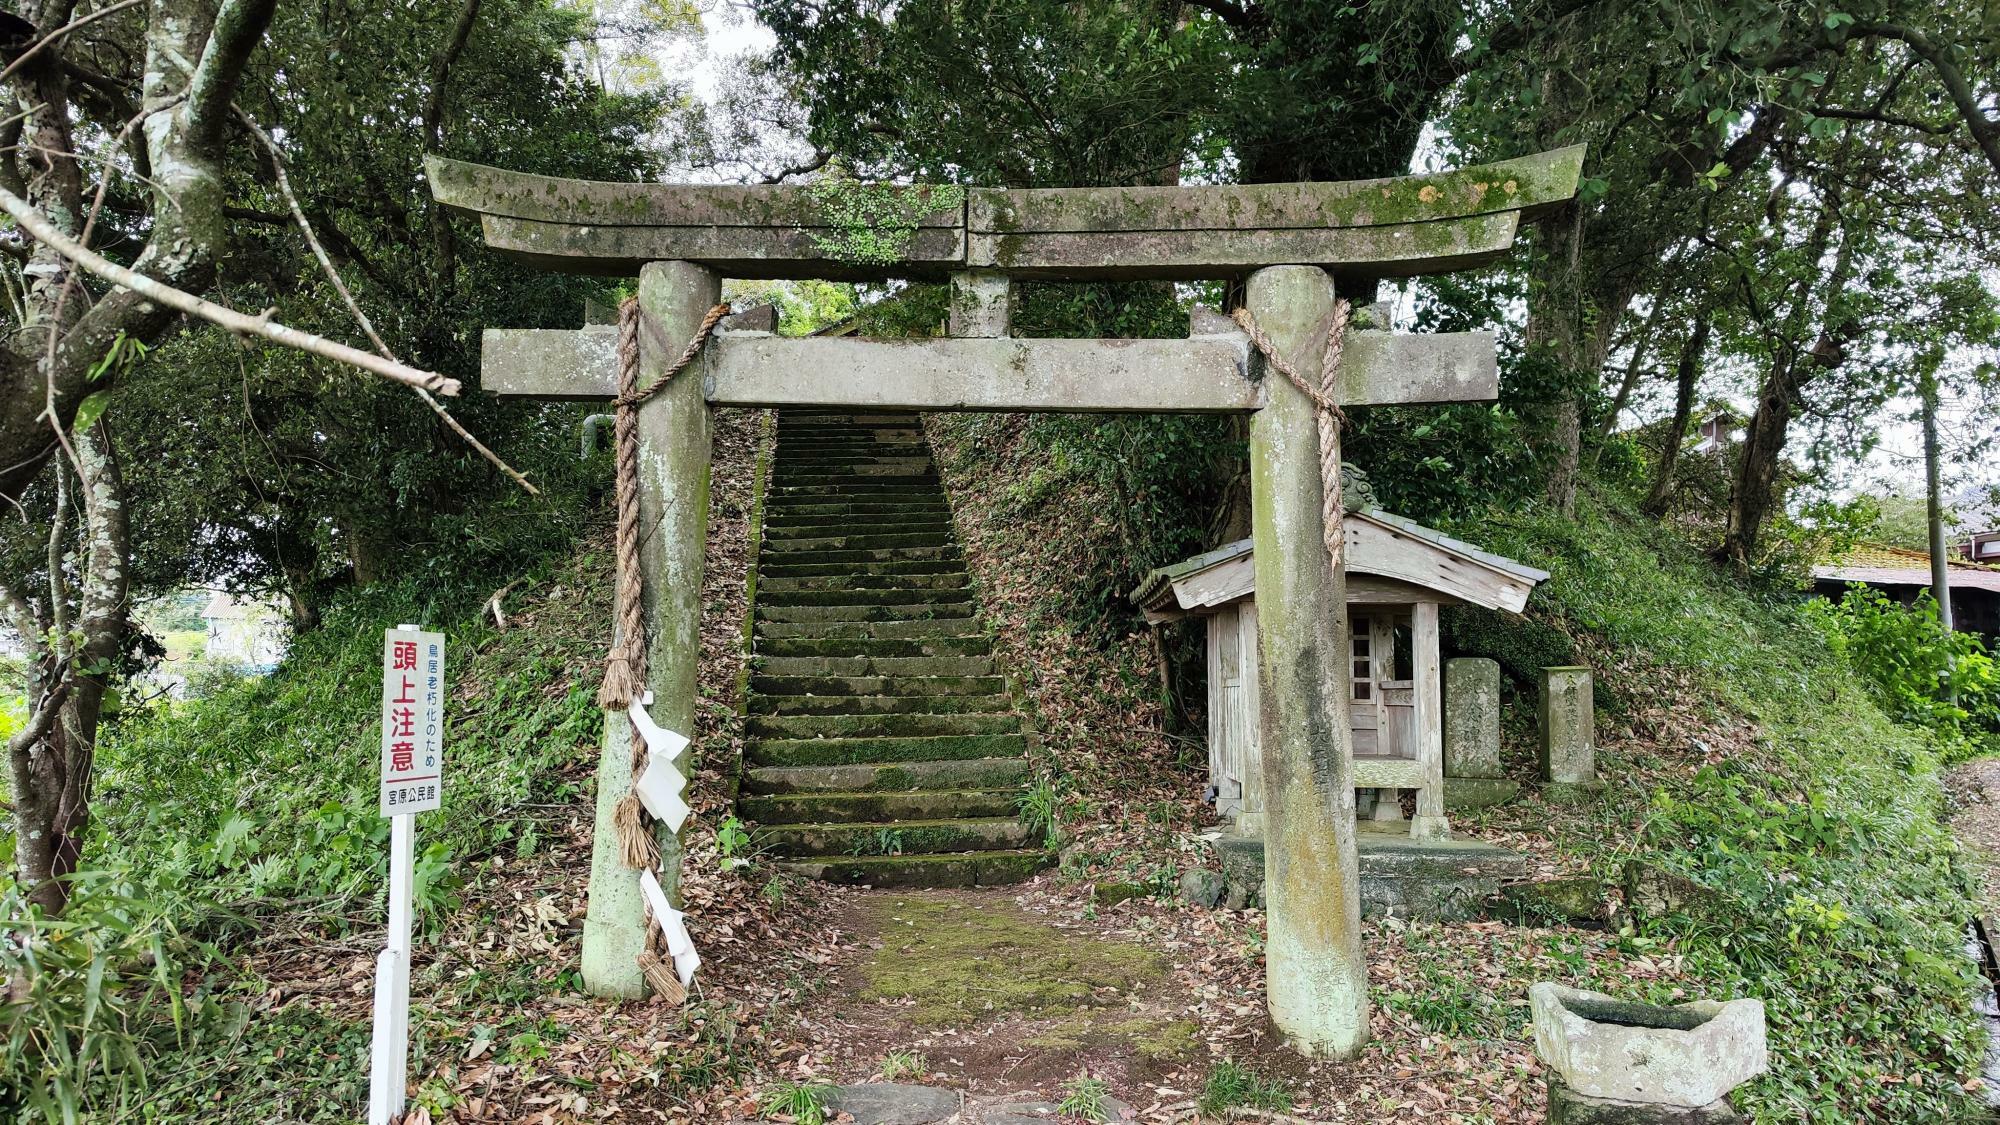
[{"x1": 379, "y1": 628, "x2": 445, "y2": 815}]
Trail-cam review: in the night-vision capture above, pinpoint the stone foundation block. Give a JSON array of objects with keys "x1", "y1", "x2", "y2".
[
  {"x1": 1548, "y1": 1079, "x2": 1742, "y2": 1124},
  {"x1": 1445, "y1": 776, "x2": 1521, "y2": 811}
]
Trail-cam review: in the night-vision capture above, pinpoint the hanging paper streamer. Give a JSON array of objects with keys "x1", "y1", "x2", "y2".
[
  {"x1": 628, "y1": 697, "x2": 692, "y2": 764},
  {"x1": 639, "y1": 868, "x2": 700, "y2": 987},
  {"x1": 628, "y1": 697, "x2": 693, "y2": 830},
  {"x1": 633, "y1": 759, "x2": 691, "y2": 831}
]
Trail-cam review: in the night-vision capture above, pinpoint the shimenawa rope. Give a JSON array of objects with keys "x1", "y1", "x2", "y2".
[
  {"x1": 600, "y1": 296, "x2": 730, "y2": 877},
  {"x1": 1231, "y1": 299, "x2": 1354, "y2": 570}
]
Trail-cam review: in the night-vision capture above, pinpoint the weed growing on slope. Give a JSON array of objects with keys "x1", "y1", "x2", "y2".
[{"x1": 1197, "y1": 1059, "x2": 1293, "y2": 1116}]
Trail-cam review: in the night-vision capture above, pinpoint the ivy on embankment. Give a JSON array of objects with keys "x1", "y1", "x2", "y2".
[{"x1": 1455, "y1": 501, "x2": 1987, "y2": 1123}]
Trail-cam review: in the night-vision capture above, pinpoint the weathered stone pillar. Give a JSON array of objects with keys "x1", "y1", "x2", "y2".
[
  {"x1": 581, "y1": 260, "x2": 719, "y2": 998},
  {"x1": 1539, "y1": 666, "x2": 1597, "y2": 787},
  {"x1": 1445, "y1": 657, "x2": 1503, "y2": 778},
  {"x1": 948, "y1": 270, "x2": 1012, "y2": 337},
  {"x1": 1444, "y1": 656, "x2": 1520, "y2": 811},
  {"x1": 1245, "y1": 265, "x2": 1367, "y2": 1058}
]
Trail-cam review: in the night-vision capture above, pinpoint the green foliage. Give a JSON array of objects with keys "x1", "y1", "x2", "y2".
[
  {"x1": 1196, "y1": 1059, "x2": 1293, "y2": 1117},
  {"x1": 1017, "y1": 775, "x2": 1063, "y2": 850},
  {"x1": 0, "y1": 876, "x2": 188, "y2": 1124},
  {"x1": 761, "y1": 1079, "x2": 835, "y2": 1125},
  {"x1": 879, "y1": 1050, "x2": 926, "y2": 1081},
  {"x1": 89, "y1": 550, "x2": 607, "y2": 944},
  {"x1": 1463, "y1": 501, "x2": 1988, "y2": 1121},
  {"x1": 1807, "y1": 588, "x2": 2000, "y2": 757}
]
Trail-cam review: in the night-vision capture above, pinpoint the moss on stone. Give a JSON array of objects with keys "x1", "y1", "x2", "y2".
[{"x1": 860, "y1": 894, "x2": 1165, "y2": 1026}]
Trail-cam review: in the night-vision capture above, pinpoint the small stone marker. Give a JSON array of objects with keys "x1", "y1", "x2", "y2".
[
  {"x1": 1444, "y1": 657, "x2": 1503, "y2": 778},
  {"x1": 1539, "y1": 666, "x2": 1597, "y2": 786},
  {"x1": 1445, "y1": 656, "x2": 1521, "y2": 810}
]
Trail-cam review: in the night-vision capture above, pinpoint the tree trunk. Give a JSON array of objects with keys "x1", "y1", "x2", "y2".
[
  {"x1": 8, "y1": 423, "x2": 131, "y2": 914},
  {"x1": 1640, "y1": 316, "x2": 1711, "y2": 518}
]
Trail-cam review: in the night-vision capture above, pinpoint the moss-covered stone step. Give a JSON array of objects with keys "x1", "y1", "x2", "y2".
[
  {"x1": 746, "y1": 732, "x2": 1028, "y2": 766},
  {"x1": 764, "y1": 510, "x2": 953, "y2": 529},
  {"x1": 749, "y1": 674, "x2": 1009, "y2": 697},
  {"x1": 768, "y1": 480, "x2": 948, "y2": 492},
  {"x1": 776, "y1": 444, "x2": 932, "y2": 458},
  {"x1": 758, "y1": 546, "x2": 962, "y2": 567},
  {"x1": 755, "y1": 654, "x2": 998, "y2": 677},
  {"x1": 771, "y1": 475, "x2": 941, "y2": 492},
  {"x1": 759, "y1": 574, "x2": 972, "y2": 595},
  {"x1": 755, "y1": 618, "x2": 983, "y2": 639},
  {"x1": 747, "y1": 711, "x2": 1021, "y2": 741},
  {"x1": 762, "y1": 532, "x2": 954, "y2": 553},
  {"x1": 742, "y1": 788, "x2": 1022, "y2": 825},
  {"x1": 773, "y1": 454, "x2": 932, "y2": 470},
  {"x1": 746, "y1": 692, "x2": 1015, "y2": 717},
  {"x1": 776, "y1": 849, "x2": 1047, "y2": 888},
  {"x1": 765, "y1": 501, "x2": 950, "y2": 519},
  {"x1": 758, "y1": 560, "x2": 966, "y2": 580},
  {"x1": 757, "y1": 602, "x2": 978, "y2": 623},
  {"x1": 759, "y1": 636, "x2": 992, "y2": 661},
  {"x1": 755, "y1": 816, "x2": 1033, "y2": 857},
  {"x1": 742, "y1": 757, "x2": 1030, "y2": 794},
  {"x1": 756, "y1": 586, "x2": 971, "y2": 607}
]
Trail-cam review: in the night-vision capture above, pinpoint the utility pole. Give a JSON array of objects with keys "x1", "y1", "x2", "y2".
[{"x1": 1921, "y1": 367, "x2": 1955, "y2": 634}]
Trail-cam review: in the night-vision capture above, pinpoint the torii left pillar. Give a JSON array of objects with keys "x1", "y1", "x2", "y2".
[{"x1": 580, "y1": 261, "x2": 717, "y2": 997}]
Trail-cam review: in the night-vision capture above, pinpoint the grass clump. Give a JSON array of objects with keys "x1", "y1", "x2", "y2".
[
  {"x1": 1197, "y1": 1060, "x2": 1292, "y2": 1117},
  {"x1": 1057, "y1": 1073, "x2": 1112, "y2": 1122},
  {"x1": 879, "y1": 1050, "x2": 927, "y2": 1081},
  {"x1": 761, "y1": 1079, "x2": 835, "y2": 1125},
  {"x1": 859, "y1": 894, "x2": 1163, "y2": 1025}
]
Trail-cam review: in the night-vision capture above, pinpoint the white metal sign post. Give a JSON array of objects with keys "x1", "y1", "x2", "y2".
[{"x1": 369, "y1": 625, "x2": 445, "y2": 1125}]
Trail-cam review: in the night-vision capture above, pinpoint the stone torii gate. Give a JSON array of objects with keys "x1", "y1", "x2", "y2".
[{"x1": 429, "y1": 146, "x2": 1583, "y2": 1059}]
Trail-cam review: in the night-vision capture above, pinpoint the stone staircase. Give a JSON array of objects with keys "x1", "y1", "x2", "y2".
[{"x1": 737, "y1": 410, "x2": 1043, "y2": 887}]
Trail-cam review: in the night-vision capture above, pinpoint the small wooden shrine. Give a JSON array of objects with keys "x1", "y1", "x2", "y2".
[{"x1": 1133, "y1": 508, "x2": 1547, "y2": 840}]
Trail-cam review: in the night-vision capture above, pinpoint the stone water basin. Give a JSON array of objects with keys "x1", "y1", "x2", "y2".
[{"x1": 1530, "y1": 982, "x2": 1768, "y2": 1107}]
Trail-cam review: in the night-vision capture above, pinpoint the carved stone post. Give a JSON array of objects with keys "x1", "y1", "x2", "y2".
[
  {"x1": 580, "y1": 260, "x2": 718, "y2": 998},
  {"x1": 1246, "y1": 265, "x2": 1367, "y2": 1057}
]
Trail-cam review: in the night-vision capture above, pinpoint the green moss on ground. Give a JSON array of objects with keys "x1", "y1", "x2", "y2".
[
  {"x1": 1025, "y1": 1014, "x2": 1197, "y2": 1060},
  {"x1": 859, "y1": 894, "x2": 1164, "y2": 1025}
]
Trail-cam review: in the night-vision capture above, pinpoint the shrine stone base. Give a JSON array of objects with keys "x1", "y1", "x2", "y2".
[
  {"x1": 1547, "y1": 1080, "x2": 1742, "y2": 1125},
  {"x1": 1201, "y1": 823, "x2": 1525, "y2": 920}
]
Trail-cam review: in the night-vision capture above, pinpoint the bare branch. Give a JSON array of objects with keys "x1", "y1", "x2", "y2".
[
  {"x1": 0, "y1": 0, "x2": 144, "y2": 88},
  {"x1": 1849, "y1": 22, "x2": 2000, "y2": 179},
  {"x1": 0, "y1": 181, "x2": 463, "y2": 395},
  {"x1": 182, "y1": 0, "x2": 278, "y2": 153},
  {"x1": 1808, "y1": 106, "x2": 1955, "y2": 135},
  {"x1": 762, "y1": 148, "x2": 832, "y2": 184},
  {"x1": 235, "y1": 109, "x2": 536, "y2": 494}
]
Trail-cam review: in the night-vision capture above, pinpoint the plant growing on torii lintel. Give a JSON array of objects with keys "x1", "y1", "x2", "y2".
[{"x1": 803, "y1": 164, "x2": 964, "y2": 266}]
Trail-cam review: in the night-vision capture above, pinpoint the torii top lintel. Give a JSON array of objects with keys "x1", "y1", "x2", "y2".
[{"x1": 425, "y1": 146, "x2": 1585, "y2": 283}]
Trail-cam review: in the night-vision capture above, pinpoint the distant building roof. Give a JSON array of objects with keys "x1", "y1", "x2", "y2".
[{"x1": 1813, "y1": 541, "x2": 2000, "y2": 593}]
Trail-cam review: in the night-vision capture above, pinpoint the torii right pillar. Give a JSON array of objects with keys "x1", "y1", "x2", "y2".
[{"x1": 1247, "y1": 265, "x2": 1368, "y2": 1057}]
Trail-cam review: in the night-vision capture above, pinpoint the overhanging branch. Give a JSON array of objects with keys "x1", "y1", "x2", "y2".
[{"x1": 0, "y1": 182, "x2": 463, "y2": 395}]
